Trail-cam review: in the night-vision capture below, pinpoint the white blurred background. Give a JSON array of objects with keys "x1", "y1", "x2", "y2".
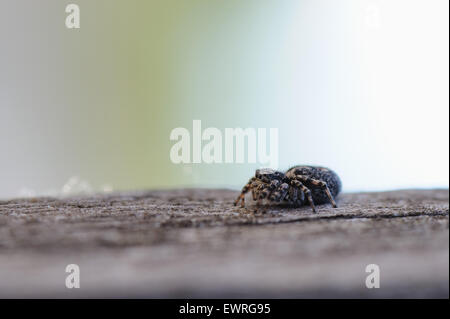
[{"x1": 0, "y1": 0, "x2": 448, "y2": 199}]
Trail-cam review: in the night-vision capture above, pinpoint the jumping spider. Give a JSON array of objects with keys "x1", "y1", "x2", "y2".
[{"x1": 234, "y1": 166, "x2": 342, "y2": 212}]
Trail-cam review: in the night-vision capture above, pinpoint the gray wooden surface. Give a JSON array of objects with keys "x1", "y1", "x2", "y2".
[{"x1": 0, "y1": 189, "x2": 448, "y2": 298}]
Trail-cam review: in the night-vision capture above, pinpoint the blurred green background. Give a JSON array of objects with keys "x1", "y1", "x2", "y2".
[{"x1": 0, "y1": 0, "x2": 448, "y2": 198}]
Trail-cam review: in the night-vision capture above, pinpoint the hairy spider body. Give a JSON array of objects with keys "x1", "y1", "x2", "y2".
[{"x1": 234, "y1": 166, "x2": 342, "y2": 212}]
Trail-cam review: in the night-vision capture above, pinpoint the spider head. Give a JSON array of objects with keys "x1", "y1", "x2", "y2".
[{"x1": 255, "y1": 168, "x2": 285, "y2": 183}]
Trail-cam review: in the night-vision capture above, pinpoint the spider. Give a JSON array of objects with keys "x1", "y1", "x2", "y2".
[{"x1": 233, "y1": 166, "x2": 342, "y2": 212}]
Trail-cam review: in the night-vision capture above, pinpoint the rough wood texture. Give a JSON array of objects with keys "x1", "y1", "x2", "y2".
[{"x1": 0, "y1": 189, "x2": 448, "y2": 298}]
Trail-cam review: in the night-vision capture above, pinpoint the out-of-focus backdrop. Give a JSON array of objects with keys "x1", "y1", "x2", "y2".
[{"x1": 0, "y1": 0, "x2": 448, "y2": 199}]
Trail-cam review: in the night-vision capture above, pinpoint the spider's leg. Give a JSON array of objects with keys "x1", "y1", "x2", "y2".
[
  {"x1": 248, "y1": 183, "x2": 258, "y2": 206},
  {"x1": 291, "y1": 179, "x2": 316, "y2": 212},
  {"x1": 298, "y1": 186, "x2": 305, "y2": 202},
  {"x1": 259, "y1": 180, "x2": 280, "y2": 200},
  {"x1": 279, "y1": 184, "x2": 290, "y2": 202},
  {"x1": 249, "y1": 180, "x2": 263, "y2": 201},
  {"x1": 292, "y1": 186, "x2": 305, "y2": 206},
  {"x1": 254, "y1": 182, "x2": 266, "y2": 205},
  {"x1": 289, "y1": 187, "x2": 298, "y2": 205},
  {"x1": 253, "y1": 182, "x2": 270, "y2": 206},
  {"x1": 251, "y1": 187, "x2": 257, "y2": 201},
  {"x1": 269, "y1": 182, "x2": 289, "y2": 202},
  {"x1": 246, "y1": 181, "x2": 268, "y2": 206},
  {"x1": 294, "y1": 175, "x2": 338, "y2": 208},
  {"x1": 253, "y1": 182, "x2": 273, "y2": 207},
  {"x1": 234, "y1": 177, "x2": 257, "y2": 207},
  {"x1": 287, "y1": 188, "x2": 296, "y2": 203}
]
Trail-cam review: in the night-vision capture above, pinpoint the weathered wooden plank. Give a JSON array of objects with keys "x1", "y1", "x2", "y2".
[{"x1": 0, "y1": 189, "x2": 448, "y2": 298}]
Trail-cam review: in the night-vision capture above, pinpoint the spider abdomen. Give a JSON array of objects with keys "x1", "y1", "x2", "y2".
[{"x1": 285, "y1": 166, "x2": 342, "y2": 205}]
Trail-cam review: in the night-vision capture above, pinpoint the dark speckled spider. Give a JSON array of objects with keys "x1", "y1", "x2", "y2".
[{"x1": 234, "y1": 166, "x2": 342, "y2": 212}]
